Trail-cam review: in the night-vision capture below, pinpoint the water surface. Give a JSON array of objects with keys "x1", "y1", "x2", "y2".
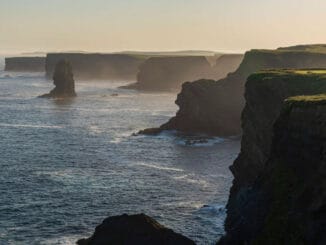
[{"x1": 0, "y1": 59, "x2": 239, "y2": 244}]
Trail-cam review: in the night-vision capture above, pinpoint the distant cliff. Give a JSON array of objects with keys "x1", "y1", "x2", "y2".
[
  {"x1": 218, "y1": 70, "x2": 326, "y2": 244},
  {"x1": 142, "y1": 45, "x2": 326, "y2": 136},
  {"x1": 5, "y1": 57, "x2": 45, "y2": 72},
  {"x1": 45, "y1": 53, "x2": 145, "y2": 80},
  {"x1": 123, "y1": 54, "x2": 243, "y2": 91}
]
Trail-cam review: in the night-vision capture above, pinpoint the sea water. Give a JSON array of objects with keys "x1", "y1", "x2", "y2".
[{"x1": 0, "y1": 58, "x2": 240, "y2": 245}]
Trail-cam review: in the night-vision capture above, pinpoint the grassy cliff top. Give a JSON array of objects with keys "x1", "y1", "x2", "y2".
[
  {"x1": 277, "y1": 44, "x2": 326, "y2": 53},
  {"x1": 286, "y1": 94, "x2": 326, "y2": 104},
  {"x1": 250, "y1": 69, "x2": 326, "y2": 79},
  {"x1": 247, "y1": 69, "x2": 326, "y2": 98},
  {"x1": 250, "y1": 44, "x2": 326, "y2": 54}
]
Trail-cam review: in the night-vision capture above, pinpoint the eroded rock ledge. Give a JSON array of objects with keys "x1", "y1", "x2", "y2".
[
  {"x1": 219, "y1": 70, "x2": 326, "y2": 244},
  {"x1": 77, "y1": 214, "x2": 195, "y2": 245}
]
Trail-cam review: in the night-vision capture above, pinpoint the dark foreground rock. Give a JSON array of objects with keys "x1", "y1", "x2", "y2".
[
  {"x1": 40, "y1": 60, "x2": 76, "y2": 98},
  {"x1": 141, "y1": 45, "x2": 326, "y2": 136},
  {"x1": 218, "y1": 70, "x2": 326, "y2": 244},
  {"x1": 77, "y1": 214, "x2": 195, "y2": 245}
]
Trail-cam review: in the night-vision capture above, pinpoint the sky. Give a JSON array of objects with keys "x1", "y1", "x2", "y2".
[{"x1": 0, "y1": 0, "x2": 326, "y2": 54}]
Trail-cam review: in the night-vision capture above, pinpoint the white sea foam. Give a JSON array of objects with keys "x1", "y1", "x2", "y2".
[
  {"x1": 110, "y1": 130, "x2": 135, "y2": 143},
  {"x1": 163, "y1": 201, "x2": 204, "y2": 209},
  {"x1": 88, "y1": 125, "x2": 103, "y2": 135},
  {"x1": 172, "y1": 174, "x2": 209, "y2": 188},
  {"x1": 197, "y1": 204, "x2": 226, "y2": 215},
  {"x1": 0, "y1": 123, "x2": 63, "y2": 129},
  {"x1": 176, "y1": 137, "x2": 225, "y2": 147},
  {"x1": 41, "y1": 235, "x2": 83, "y2": 245},
  {"x1": 131, "y1": 162, "x2": 184, "y2": 172}
]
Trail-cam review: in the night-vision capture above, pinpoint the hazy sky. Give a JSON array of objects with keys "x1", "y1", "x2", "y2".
[{"x1": 1, "y1": 0, "x2": 326, "y2": 54}]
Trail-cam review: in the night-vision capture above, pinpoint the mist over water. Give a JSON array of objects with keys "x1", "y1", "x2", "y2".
[{"x1": 0, "y1": 57, "x2": 240, "y2": 244}]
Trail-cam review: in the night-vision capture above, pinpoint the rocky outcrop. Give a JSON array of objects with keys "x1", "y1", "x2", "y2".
[
  {"x1": 123, "y1": 54, "x2": 243, "y2": 91},
  {"x1": 77, "y1": 214, "x2": 195, "y2": 245},
  {"x1": 141, "y1": 45, "x2": 326, "y2": 136},
  {"x1": 138, "y1": 79, "x2": 241, "y2": 136},
  {"x1": 45, "y1": 53, "x2": 145, "y2": 81},
  {"x1": 5, "y1": 57, "x2": 45, "y2": 72},
  {"x1": 219, "y1": 70, "x2": 326, "y2": 244},
  {"x1": 40, "y1": 60, "x2": 76, "y2": 98}
]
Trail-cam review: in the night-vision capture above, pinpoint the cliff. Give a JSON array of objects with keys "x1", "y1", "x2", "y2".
[
  {"x1": 40, "y1": 60, "x2": 76, "y2": 98},
  {"x1": 219, "y1": 70, "x2": 326, "y2": 244},
  {"x1": 77, "y1": 214, "x2": 195, "y2": 245},
  {"x1": 123, "y1": 54, "x2": 243, "y2": 91},
  {"x1": 142, "y1": 45, "x2": 326, "y2": 136},
  {"x1": 5, "y1": 57, "x2": 45, "y2": 72},
  {"x1": 45, "y1": 53, "x2": 145, "y2": 80}
]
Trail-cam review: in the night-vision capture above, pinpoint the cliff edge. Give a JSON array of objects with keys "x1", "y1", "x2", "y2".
[
  {"x1": 219, "y1": 70, "x2": 326, "y2": 244},
  {"x1": 141, "y1": 45, "x2": 326, "y2": 136}
]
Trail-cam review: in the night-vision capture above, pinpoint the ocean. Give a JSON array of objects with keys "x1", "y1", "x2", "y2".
[{"x1": 0, "y1": 58, "x2": 240, "y2": 245}]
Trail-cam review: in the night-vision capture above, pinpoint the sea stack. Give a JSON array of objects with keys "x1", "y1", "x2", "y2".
[{"x1": 40, "y1": 60, "x2": 76, "y2": 98}]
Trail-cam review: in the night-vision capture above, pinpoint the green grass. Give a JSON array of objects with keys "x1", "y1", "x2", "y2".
[
  {"x1": 292, "y1": 69, "x2": 326, "y2": 75},
  {"x1": 277, "y1": 44, "x2": 326, "y2": 54},
  {"x1": 287, "y1": 94, "x2": 326, "y2": 102},
  {"x1": 250, "y1": 69, "x2": 326, "y2": 79},
  {"x1": 250, "y1": 44, "x2": 326, "y2": 54}
]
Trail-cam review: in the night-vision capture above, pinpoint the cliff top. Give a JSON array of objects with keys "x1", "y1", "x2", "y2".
[
  {"x1": 250, "y1": 69, "x2": 326, "y2": 79},
  {"x1": 286, "y1": 94, "x2": 326, "y2": 105},
  {"x1": 277, "y1": 44, "x2": 326, "y2": 53},
  {"x1": 250, "y1": 44, "x2": 326, "y2": 54}
]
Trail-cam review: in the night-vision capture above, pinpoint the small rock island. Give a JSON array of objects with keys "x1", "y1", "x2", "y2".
[{"x1": 40, "y1": 60, "x2": 76, "y2": 98}]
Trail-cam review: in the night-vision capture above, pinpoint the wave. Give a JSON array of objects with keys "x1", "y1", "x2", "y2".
[
  {"x1": 0, "y1": 123, "x2": 63, "y2": 129},
  {"x1": 130, "y1": 162, "x2": 184, "y2": 172},
  {"x1": 0, "y1": 72, "x2": 45, "y2": 80},
  {"x1": 172, "y1": 174, "x2": 209, "y2": 188},
  {"x1": 40, "y1": 235, "x2": 82, "y2": 245},
  {"x1": 175, "y1": 136, "x2": 225, "y2": 147},
  {"x1": 197, "y1": 204, "x2": 226, "y2": 216},
  {"x1": 162, "y1": 201, "x2": 204, "y2": 209}
]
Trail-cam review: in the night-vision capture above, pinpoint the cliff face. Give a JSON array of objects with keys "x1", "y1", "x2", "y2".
[
  {"x1": 142, "y1": 79, "x2": 241, "y2": 136},
  {"x1": 125, "y1": 54, "x2": 243, "y2": 91},
  {"x1": 219, "y1": 71, "x2": 326, "y2": 244},
  {"x1": 250, "y1": 96, "x2": 326, "y2": 245},
  {"x1": 40, "y1": 60, "x2": 76, "y2": 98},
  {"x1": 77, "y1": 214, "x2": 195, "y2": 245},
  {"x1": 5, "y1": 57, "x2": 45, "y2": 72},
  {"x1": 45, "y1": 53, "x2": 145, "y2": 80},
  {"x1": 146, "y1": 45, "x2": 326, "y2": 136}
]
